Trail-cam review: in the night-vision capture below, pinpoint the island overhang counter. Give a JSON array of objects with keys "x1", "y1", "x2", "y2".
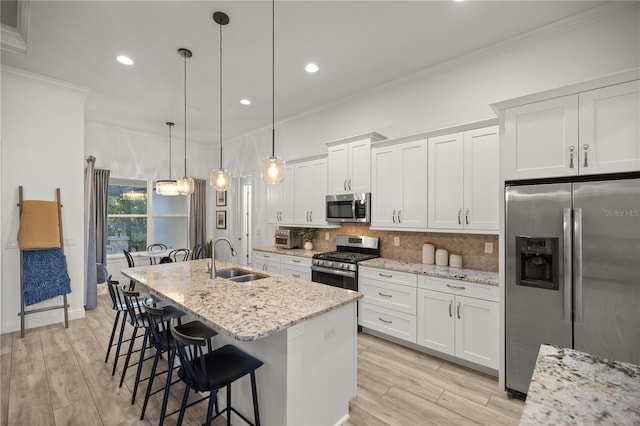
[{"x1": 121, "y1": 258, "x2": 362, "y2": 426}]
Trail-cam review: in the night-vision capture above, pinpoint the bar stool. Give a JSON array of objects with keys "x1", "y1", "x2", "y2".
[
  {"x1": 170, "y1": 323, "x2": 264, "y2": 426},
  {"x1": 140, "y1": 304, "x2": 218, "y2": 424},
  {"x1": 119, "y1": 285, "x2": 184, "y2": 403}
]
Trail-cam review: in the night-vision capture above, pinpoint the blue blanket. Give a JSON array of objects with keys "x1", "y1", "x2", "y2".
[{"x1": 23, "y1": 248, "x2": 71, "y2": 306}]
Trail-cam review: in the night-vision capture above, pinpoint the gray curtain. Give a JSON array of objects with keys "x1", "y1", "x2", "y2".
[
  {"x1": 189, "y1": 179, "x2": 207, "y2": 249},
  {"x1": 83, "y1": 157, "x2": 97, "y2": 309},
  {"x1": 84, "y1": 160, "x2": 110, "y2": 310},
  {"x1": 94, "y1": 169, "x2": 111, "y2": 265}
]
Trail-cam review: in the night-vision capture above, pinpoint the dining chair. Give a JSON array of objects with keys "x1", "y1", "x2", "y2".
[
  {"x1": 170, "y1": 323, "x2": 264, "y2": 426},
  {"x1": 146, "y1": 243, "x2": 168, "y2": 265},
  {"x1": 169, "y1": 248, "x2": 190, "y2": 262},
  {"x1": 191, "y1": 244, "x2": 203, "y2": 260},
  {"x1": 97, "y1": 263, "x2": 130, "y2": 372},
  {"x1": 123, "y1": 249, "x2": 135, "y2": 267}
]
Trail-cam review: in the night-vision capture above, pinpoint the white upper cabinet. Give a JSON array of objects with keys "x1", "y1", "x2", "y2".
[
  {"x1": 326, "y1": 132, "x2": 385, "y2": 195},
  {"x1": 267, "y1": 164, "x2": 295, "y2": 225},
  {"x1": 428, "y1": 126, "x2": 499, "y2": 231},
  {"x1": 500, "y1": 76, "x2": 640, "y2": 181},
  {"x1": 371, "y1": 138, "x2": 428, "y2": 229},
  {"x1": 503, "y1": 95, "x2": 579, "y2": 180},
  {"x1": 294, "y1": 156, "x2": 328, "y2": 225},
  {"x1": 578, "y1": 80, "x2": 640, "y2": 174}
]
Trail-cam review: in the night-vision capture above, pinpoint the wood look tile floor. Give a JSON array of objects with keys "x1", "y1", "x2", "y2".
[{"x1": 1, "y1": 295, "x2": 524, "y2": 425}]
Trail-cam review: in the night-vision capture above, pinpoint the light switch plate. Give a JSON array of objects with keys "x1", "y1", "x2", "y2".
[
  {"x1": 484, "y1": 242, "x2": 493, "y2": 254},
  {"x1": 325, "y1": 232, "x2": 330, "y2": 240},
  {"x1": 394, "y1": 237, "x2": 400, "y2": 246}
]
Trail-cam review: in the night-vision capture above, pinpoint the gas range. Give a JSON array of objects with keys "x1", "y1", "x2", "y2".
[{"x1": 311, "y1": 235, "x2": 380, "y2": 291}]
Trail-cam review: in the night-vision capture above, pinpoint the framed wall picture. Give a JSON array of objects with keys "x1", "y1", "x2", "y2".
[
  {"x1": 216, "y1": 210, "x2": 227, "y2": 229},
  {"x1": 216, "y1": 190, "x2": 227, "y2": 206}
]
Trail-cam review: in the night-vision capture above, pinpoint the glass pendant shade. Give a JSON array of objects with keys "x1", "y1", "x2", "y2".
[
  {"x1": 176, "y1": 176, "x2": 195, "y2": 195},
  {"x1": 210, "y1": 168, "x2": 231, "y2": 191},
  {"x1": 156, "y1": 179, "x2": 179, "y2": 196},
  {"x1": 261, "y1": 155, "x2": 285, "y2": 185}
]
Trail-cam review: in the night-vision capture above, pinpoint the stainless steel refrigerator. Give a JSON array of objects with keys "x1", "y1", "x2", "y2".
[{"x1": 505, "y1": 176, "x2": 640, "y2": 397}]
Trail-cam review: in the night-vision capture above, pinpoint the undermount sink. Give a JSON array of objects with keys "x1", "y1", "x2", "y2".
[
  {"x1": 228, "y1": 273, "x2": 268, "y2": 283},
  {"x1": 216, "y1": 267, "x2": 252, "y2": 279},
  {"x1": 216, "y1": 267, "x2": 268, "y2": 282}
]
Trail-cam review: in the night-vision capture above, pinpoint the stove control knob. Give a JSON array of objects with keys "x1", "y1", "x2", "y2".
[
  {"x1": 343, "y1": 264, "x2": 350, "y2": 270},
  {"x1": 326, "y1": 261, "x2": 333, "y2": 268}
]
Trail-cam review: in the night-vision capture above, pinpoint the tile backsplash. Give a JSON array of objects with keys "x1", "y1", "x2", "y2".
[{"x1": 296, "y1": 224, "x2": 498, "y2": 272}]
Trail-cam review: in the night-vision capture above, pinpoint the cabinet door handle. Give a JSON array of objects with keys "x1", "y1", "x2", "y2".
[
  {"x1": 378, "y1": 292, "x2": 393, "y2": 298},
  {"x1": 446, "y1": 283, "x2": 466, "y2": 290},
  {"x1": 465, "y1": 209, "x2": 469, "y2": 225},
  {"x1": 449, "y1": 300, "x2": 453, "y2": 317},
  {"x1": 583, "y1": 144, "x2": 589, "y2": 168},
  {"x1": 292, "y1": 274, "x2": 300, "y2": 278},
  {"x1": 457, "y1": 209, "x2": 462, "y2": 225},
  {"x1": 378, "y1": 317, "x2": 393, "y2": 324},
  {"x1": 348, "y1": 178, "x2": 352, "y2": 191},
  {"x1": 310, "y1": 211, "x2": 313, "y2": 222},
  {"x1": 292, "y1": 259, "x2": 301, "y2": 263},
  {"x1": 344, "y1": 179, "x2": 347, "y2": 191},
  {"x1": 378, "y1": 273, "x2": 393, "y2": 278},
  {"x1": 457, "y1": 301, "x2": 461, "y2": 319},
  {"x1": 264, "y1": 255, "x2": 270, "y2": 258},
  {"x1": 569, "y1": 145, "x2": 575, "y2": 168},
  {"x1": 392, "y1": 210, "x2": 396, "y2": 223},
  {"x1": 397, "y1": 210, "x2": 402, "y2": 223}
]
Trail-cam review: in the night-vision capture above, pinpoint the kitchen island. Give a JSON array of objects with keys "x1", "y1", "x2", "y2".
[
  {"x1": 122, "y1": 258, "x2": 362, "y2": 426},
  {"x1": 520, "y1": 344, "x2": 640, "y2": 425}
]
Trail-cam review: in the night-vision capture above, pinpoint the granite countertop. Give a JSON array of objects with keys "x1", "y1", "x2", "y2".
[
  {"x1": 253, "y1": 246, "x2": 319, "y2": 258},
  {"x1": 359, "y1": 258, "x2": 498, "y2": 286},
  {"x1": 520, "y1": 344, "x2": 640, "y2": 425},
  {"x1": 121, "y1": 259, "x2": 362, "y2": 341}
]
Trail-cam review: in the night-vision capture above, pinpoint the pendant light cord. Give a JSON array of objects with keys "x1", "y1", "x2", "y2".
[
  {"x1": 271, "y1": 0, "x2": 276, "y2": 157},
  {"x1": 183, "y1": 52, "x2": 188, "y2": 177},
  {"x1": 219, "y1": 22, "x2": 224, "y2": 169},
  {"x1": 168, "y1": 123, "x2": 173, "y2": 179}
]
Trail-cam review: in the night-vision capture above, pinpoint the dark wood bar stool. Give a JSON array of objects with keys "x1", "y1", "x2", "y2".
[{"x1": 170, "y1": 323, "x2": 264, "y2": 426}]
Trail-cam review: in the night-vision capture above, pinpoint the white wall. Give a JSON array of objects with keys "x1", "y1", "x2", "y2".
[{"x1": 1, "y1": 67, "x2": 88, "y2": 333}]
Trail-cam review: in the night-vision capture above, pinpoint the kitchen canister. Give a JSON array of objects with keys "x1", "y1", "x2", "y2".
[
  {"x1": 435, "y1": 249, "x2": 449, "y2": 266},
  {"x1": 422, "y1": 244, "x2": 435, "y2": 264},
  {"x1": 449, "y1": 254, "x2": 463, "y2": 268}
]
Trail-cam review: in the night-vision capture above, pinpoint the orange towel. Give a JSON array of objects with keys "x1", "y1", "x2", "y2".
[{"x1": 18, "y1": 200, "x2": 61, "y2": 250}]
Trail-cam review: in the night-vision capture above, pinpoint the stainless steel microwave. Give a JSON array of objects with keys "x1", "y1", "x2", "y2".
[{"x1": 326, "y1": 193, "x2": 371, "y2": 223}]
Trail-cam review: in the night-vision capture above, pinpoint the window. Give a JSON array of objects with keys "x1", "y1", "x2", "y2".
[
  {"x1": 107, "y1": 178, "x2": 148, "y2": 254},
  {"x1": 106, "y1": 177, "x2": 190, "y2": 256}
]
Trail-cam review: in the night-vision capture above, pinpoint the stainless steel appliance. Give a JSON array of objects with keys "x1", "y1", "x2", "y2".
[
  {"x1": 326, "y1": 193, "x2": 371, "y2": 223},
  {"x1": 274, "y1": 229, "x2": 301, "y2": 249},
  {"x1": 311, "y1": 235, "x2": 380, "y2": 290},
  {"x1": 505, "y1": 176, "x2": 640, "y2": 398}
]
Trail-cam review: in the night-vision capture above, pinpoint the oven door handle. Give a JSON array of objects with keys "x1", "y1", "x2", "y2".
[{"x1": 311, "y1": 265, "x2": 356, "y2": 278}]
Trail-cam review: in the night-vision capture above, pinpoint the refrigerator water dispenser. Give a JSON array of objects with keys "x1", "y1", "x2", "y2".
[{"x1": 515, "y1": 237, "x2": 559, "y2": 290}]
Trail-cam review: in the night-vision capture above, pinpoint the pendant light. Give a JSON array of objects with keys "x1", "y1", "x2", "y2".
[
  {"x1": 156, "y1": 122, "x2": 179, "y2": 196},
  {"x1": 210, "y1": 11, "x2": 231, "y2": 192},
  {"x1": 176, "y1": 48, "x2": 195, "y2": 195},
  {"x1": 261, "y1": 0, "x2": 285, "y2": 185}
]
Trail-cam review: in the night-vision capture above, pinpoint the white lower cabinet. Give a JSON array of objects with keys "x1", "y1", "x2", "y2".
[
  {"x1": 280, "y1": 254, "x2": 312, "y2": 281},
  {"x1": 251, "y1": 251, "x2": 281, "y2": 274},
  {"x1": 358, "y1": 266, "x2": 417, "y2": 343},
  {"x1": 417, "y1": 277, "x2": 499, "y2": 369}
]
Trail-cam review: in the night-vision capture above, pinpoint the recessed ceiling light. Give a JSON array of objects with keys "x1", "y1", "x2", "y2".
[
  {"x1": 305, "y1": 63, "x2": 319, "y2": 73},
  {"x1": 240, "y1": 99, "x2": 251, "y2": 105},
  {"x1": 116, "y1": 55, "x2": 134, "y2": 66}
]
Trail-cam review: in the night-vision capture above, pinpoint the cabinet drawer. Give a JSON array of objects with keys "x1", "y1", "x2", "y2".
[
  {"x1": 359, "y1": 279, "x2": 417, "y2": 315},
  {"x1": 359, "y1": 266, "x2": 417, "y2": 287},
  {"x1": 418, "y1": 276, "x2": 498, "y2": 302},
  {"x1": 359, "y1": 302, "x2": 416, "y2": 344},
  {"x1": 280, "y1": 254, "x2": 311, "y2": 268},
  {"x1": 280, "y1": 264, "x2": 311, "y2": 281},
  {"x1": 252, "y1": 251, "x2": 281, "y2": 263}
]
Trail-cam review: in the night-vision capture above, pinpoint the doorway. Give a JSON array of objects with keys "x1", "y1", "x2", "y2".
[{"x1": 236, "y1": 175, "x2": 253, "y2": 266}]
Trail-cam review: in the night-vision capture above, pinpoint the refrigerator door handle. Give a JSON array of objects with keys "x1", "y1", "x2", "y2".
[
  {"x1": 574, "y1": 208, "x2": 583, "y2": 324},
  {"x1": 563, "y1": 208, "x2": 573, "y2": 323}
]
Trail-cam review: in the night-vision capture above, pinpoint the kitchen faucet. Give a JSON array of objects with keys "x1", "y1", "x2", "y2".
[{"x1": 211, "y1": 237, "x2": 237, "y2": 278}]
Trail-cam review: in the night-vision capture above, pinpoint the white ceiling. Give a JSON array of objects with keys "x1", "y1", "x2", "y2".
[{"x1": 2, "y1": 1, "x2": 607, "y2": 144}]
